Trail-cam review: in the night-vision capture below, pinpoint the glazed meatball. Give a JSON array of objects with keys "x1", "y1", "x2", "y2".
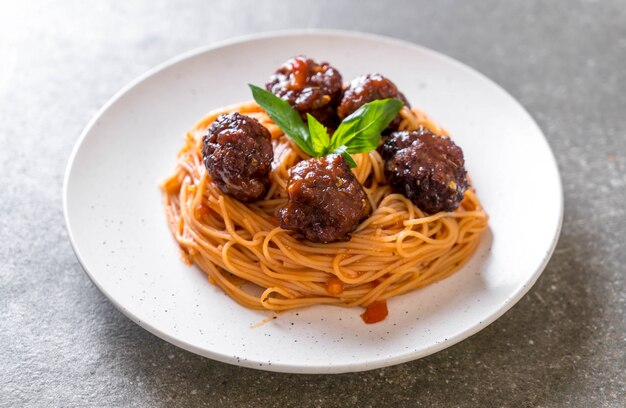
[
  {"x1": 378, "y1": 127, "x2": 432, "y2": 160},
  {"x1": 266, "y1": 56, "x2": 343, "y2": 127},
  {"x1": 383, "y1": 130, "x2": 468, "y2": 213},
  {"x1": 278, "y1": 155, "x2": 371, "y2": 243},
  {"x1": 202, "y1": 112, "x2": 273, "y2": 202},
  {"x1": 338, "y1": 74, "x2": 410, "y2": 132}
]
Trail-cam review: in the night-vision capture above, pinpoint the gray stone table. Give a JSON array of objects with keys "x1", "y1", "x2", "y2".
[{"x1": 1, "y1": 0, "x2": 624, "y2": 406}]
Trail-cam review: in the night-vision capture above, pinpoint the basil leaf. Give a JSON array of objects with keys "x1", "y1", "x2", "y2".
[
  {"x1": 330, "y1": 98, "x2": 403, "y2": 154},
  {"x1": 331, "y1": 145, "x2": 357, "y2": 168},
  {"x1": 249, "y1": 84, "x2": 315, "y2": 156},
  {"x1": 306, "y1": 113, "x2": 331, "y2": 156}
]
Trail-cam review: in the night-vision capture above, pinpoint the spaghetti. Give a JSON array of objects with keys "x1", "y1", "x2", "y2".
[{"x1": 161, "y1": 102, "x2": 488, "y2": 318}]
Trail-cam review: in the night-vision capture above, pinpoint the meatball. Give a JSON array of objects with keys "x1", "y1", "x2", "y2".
[
  {"x1": 384, "y1": 130, "x2": 468, "y2": 213},
  {"x1": 202, "y1": 112, "x2": 273, "y2": 202},
  {"x1": 337, "y1": 74, "x2": 410, "y2": 132},
  {"x1": 278, "y1": 155, "x2": 371, "y2": 243},
  {"x1": 266, "y1": 56, "x2": 343, "y2": 127},
  {"x1": 378, "y1": 127, "x2": 432, "y2": 160}
]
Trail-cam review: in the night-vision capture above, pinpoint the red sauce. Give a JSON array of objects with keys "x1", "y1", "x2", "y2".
[
  {"x1": 361, "y1": 300, "x2": 388, "y2": 324},
  {"x1": 325, "y1": 277, "x2": 344, "y2": 296},
  {"x1": 289, "y1": 57, "x2": 309, "y2": 91}
]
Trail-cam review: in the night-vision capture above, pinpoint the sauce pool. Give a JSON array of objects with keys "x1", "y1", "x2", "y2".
[{"x1": 361, "y1": 300, "x2": 388, "y2": 324}]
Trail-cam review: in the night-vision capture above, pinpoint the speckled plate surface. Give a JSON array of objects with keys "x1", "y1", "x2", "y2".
[{"x1": 63, "y1": 30, "x2": 562, "y2": 374}]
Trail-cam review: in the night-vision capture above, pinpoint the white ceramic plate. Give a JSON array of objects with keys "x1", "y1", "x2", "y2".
[{"x1": 64, "y1": 30, "x2": 562, "y2": 374}]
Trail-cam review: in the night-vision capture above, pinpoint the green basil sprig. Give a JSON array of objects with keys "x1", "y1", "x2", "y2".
[{"x1": 249, "y1": 84, "x2": 403, "y2": 168}]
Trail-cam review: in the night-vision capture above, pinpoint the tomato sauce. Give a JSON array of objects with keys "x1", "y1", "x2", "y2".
[{"x1": 361, "y1": 300, "x2": 388, "y2": 324}]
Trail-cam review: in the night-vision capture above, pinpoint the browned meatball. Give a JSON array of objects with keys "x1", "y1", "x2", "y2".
[
  {"x1": 266, "y1": 56, "x2": 343, "y2": 127},
  {"x1": 278, "y1": 155, "x2": 371, "y2": 243},
  {"x1": 383, "y1": 130, "x2": 468, "y2": 213},
  {"x1": 202, "y1": 113, "x2": 273, "y2": 202},
  {"x1": 337, "y1": 74, "x2": 410, "y2": 132},
  {"x1": 378, "y1": 127, "x2": 432, "y2": 160}
]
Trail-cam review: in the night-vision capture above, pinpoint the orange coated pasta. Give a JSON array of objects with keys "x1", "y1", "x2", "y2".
[{"x1": 161, "y1": 102, "x2": 488, "y2": 314}]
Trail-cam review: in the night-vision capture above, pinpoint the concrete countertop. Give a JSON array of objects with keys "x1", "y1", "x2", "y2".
[{"x1": 1, "y1": 0, "x2": 624, "y2": 406}]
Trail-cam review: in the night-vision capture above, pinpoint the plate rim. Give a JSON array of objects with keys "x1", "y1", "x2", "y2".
[{"x1": 63, "y1": 29, "x2": 564, "y2": 374}]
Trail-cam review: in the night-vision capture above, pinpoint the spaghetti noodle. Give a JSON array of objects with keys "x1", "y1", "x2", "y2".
[{"x1": 161, "y1": 102, "x2": 488, "y2": 318}]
